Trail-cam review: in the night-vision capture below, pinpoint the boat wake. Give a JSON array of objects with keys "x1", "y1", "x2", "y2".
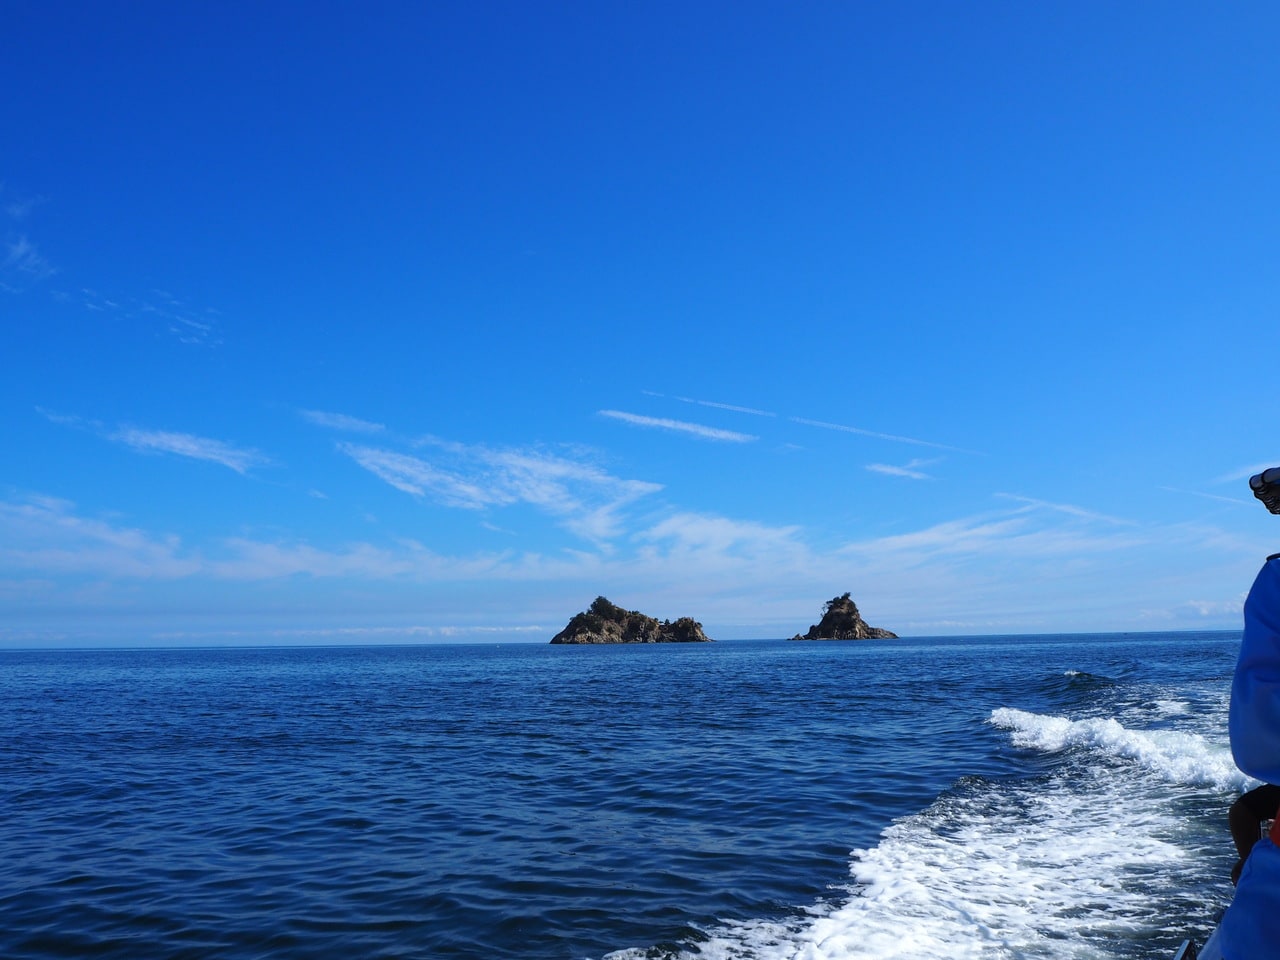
[{"x1": 605, "y1": 706, "x2": 1238, "y2": 960}]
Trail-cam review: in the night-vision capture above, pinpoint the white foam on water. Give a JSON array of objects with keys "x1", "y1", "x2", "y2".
[
  {"x1": 604, "y1": 706, "x2": 1238, "y2": 960},
  {"x1": 988, "y1": 707, "x2": 1248, "y2": 793}
]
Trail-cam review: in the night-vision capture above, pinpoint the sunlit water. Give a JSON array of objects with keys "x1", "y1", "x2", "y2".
[{"x1": 0, "y1": 633, "x2": 1242, "y2": 959}]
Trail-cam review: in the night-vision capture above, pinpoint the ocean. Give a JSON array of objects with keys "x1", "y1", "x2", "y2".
[{"x1": 0, "y1": 632, "x2": 1246, "y2": 959}]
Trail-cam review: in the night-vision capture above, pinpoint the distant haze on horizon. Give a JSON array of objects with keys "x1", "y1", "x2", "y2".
[{"x1": 3, "y1": 2, "x2": 1277, "y2": 647}]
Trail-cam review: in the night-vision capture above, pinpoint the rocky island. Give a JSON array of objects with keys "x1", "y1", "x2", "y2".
[
  {"x1": 791, "y1": 593, "x2": 897, "y2": 640},
  {"x1": 550, "y1": 596, "x2": 712, "y2": 644}
]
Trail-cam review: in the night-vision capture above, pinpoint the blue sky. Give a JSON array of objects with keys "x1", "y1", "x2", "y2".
[{"x1": 3, "y1": 2, "x2": 1278, "y2": 645}]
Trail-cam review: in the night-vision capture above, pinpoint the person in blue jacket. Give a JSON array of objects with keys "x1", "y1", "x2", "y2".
[{"x1": 1221, "y1": 470, "x2": 1280, "y2": 957}]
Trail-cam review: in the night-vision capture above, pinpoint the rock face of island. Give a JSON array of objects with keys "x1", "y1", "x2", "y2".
[
  {"x1": 791, "y1": 593, "x2": 897, "y2": 640},
  {"x1": 550, "y1": 596, "x2": 713, "y2": 644}
]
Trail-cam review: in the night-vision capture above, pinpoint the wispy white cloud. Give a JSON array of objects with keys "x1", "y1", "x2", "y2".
[
  {"x1": 638, "y1": 512, "x2": 805, "y2": 560},
  {"x1": 838, "y1": 513, "x2": 1052, "y2": 565},
  {"x1": 112, "y1": 427, "x2": 269, "y2": 474},
  {"x1": 340, "y1": 440, "x2": 663, "y2": 541},
  {"x1": 1138, "y1": 596, "x2": 1248, "y2": 621},
  {"x1": 212, "y1": 537, "x2": 444, "y2": 579},
  {"x1": 0, "y1": 494, "x2": 201, "y2": 579},
  {"x1": 833, "y1": 498, "x2": 1162, "y2": 576},
  {"x1": 42, "y1": 409, "x2": 267, "y2": 478},
  {"x1": 3, "y1": 235, "x2": 55, "y2": 280},
  {"x1": 151, "y1": 623, "x2": 549, "y2": 643},
  {"x1": 0, "y1": 493, "x2": 535, "y2": 585},
  {"x1": 1, "y1": 486, "x2": 1262, "y2": 641},
  {"x1": 139, "y1": 289, "x2": 221, "y2": 346},
  {"x1": 63, "y1": 286, "x2": 222, "y2": 346},
  {"x1": 300, "y1": 409, "x2": 386, "y2": 433},
  {"x1": 475, "y1": 446, "x2": 662, "y2": 540},
  {"x1": 5, "y1": 194, "x2": 45, "y2": 220},
  {"x1": 867, "y1": 458, "x2": 939, "y2": 480},
  {"x1": 599, "y1": 409, "x2": 758, "y2": 443},
  {"x1": 0, "y1": 181, "x2": 221, "y2": 343},
  {"x1": 339, "y1": 444, "x2": 502, "y2": 507},
  {"x1": 41, "y1": 409, "x2": 269, "y2": 475}
]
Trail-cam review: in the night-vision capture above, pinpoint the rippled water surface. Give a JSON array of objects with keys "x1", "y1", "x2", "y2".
[{"x1": 0, "y1": 634, "x2": 1242, "y2": 959}]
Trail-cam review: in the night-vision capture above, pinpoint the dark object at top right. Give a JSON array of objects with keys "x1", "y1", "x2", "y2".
[{"x1": 1250, "y1": 468, "x2": 1280, "y2": 514}]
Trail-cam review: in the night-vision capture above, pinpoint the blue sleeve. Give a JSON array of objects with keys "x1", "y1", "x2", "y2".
[
  {"x1": 1221, "y1": 838, "x2": 1280, "y2": 957},
  {"x1": 1230, "y1": 558, "x2": 1280, "y2": 782}
]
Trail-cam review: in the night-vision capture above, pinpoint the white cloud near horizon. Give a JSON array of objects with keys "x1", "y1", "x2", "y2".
[
  {"x1": 0, "y1": 490, "x2": 1264, "y2": 639},
  {"x1": 300, "y1": 409, "x2": 386, "y2": 433},
  {"x1": 839, "y1": 512, "x2": 1145, "y2": 567},
  {"x1": 112, "y1": 427, "x2": 269, "y2": 474},
  {"x1": 599, "y1": 409, "x2": 758, "y2": 443},
  {"x1": 0, "y1": 494, "x2": 201, "y2": 579},
  {"x1": 151, "y1": 623, "x2": 550, "y2": 642}
]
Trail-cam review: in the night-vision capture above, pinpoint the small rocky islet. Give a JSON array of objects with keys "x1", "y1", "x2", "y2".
[
  {"x1": 790, "y1": 592, "x2": 897, "y2": 640},
  {"x1": 549, "y1": 596, "x2": 712, "y2": 644},
  {"x1": 549, "y1": 592, "x2": 896, "y2": 643}
]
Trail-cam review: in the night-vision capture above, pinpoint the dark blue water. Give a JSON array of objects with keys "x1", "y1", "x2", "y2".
[{"x1": 0, "y1": 634, "x2": 1243, "y2": 959}]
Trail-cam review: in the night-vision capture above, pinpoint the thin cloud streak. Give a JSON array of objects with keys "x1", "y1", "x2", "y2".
[
  {"x1": 673, "y1": 396, "x2": 777, "y2": 418},
  {"x1": 791, "y1": 416, "x2": 974, "y2": 453},
  {"x1": 997, "y1": 494, "x2": 1135, "y2": 526},
  {"x1": 1160, "y1": 486, "x2": 1252, "y2": 507},
  {"x1": 599, "y1": 410, "x2": 758, "y2": 443},
  {"x1": 111, "y1": 427, "x2": 268, "y2": 474},
  {"x1": 300, "y1": 409, "x2": 387, "y2": 433},
  {"x1": 1215, "y1": 463, "x2": 1280, "y2": 485},
  {"x1": 42, "y1": 410, "x2": 266, "y2": 474},
  {"x1": 867, "y1": 458, "x2": 939, "y2": 480},
  {"x1": 36, "y1": 407, "x2": 97, "y2": 429}
]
